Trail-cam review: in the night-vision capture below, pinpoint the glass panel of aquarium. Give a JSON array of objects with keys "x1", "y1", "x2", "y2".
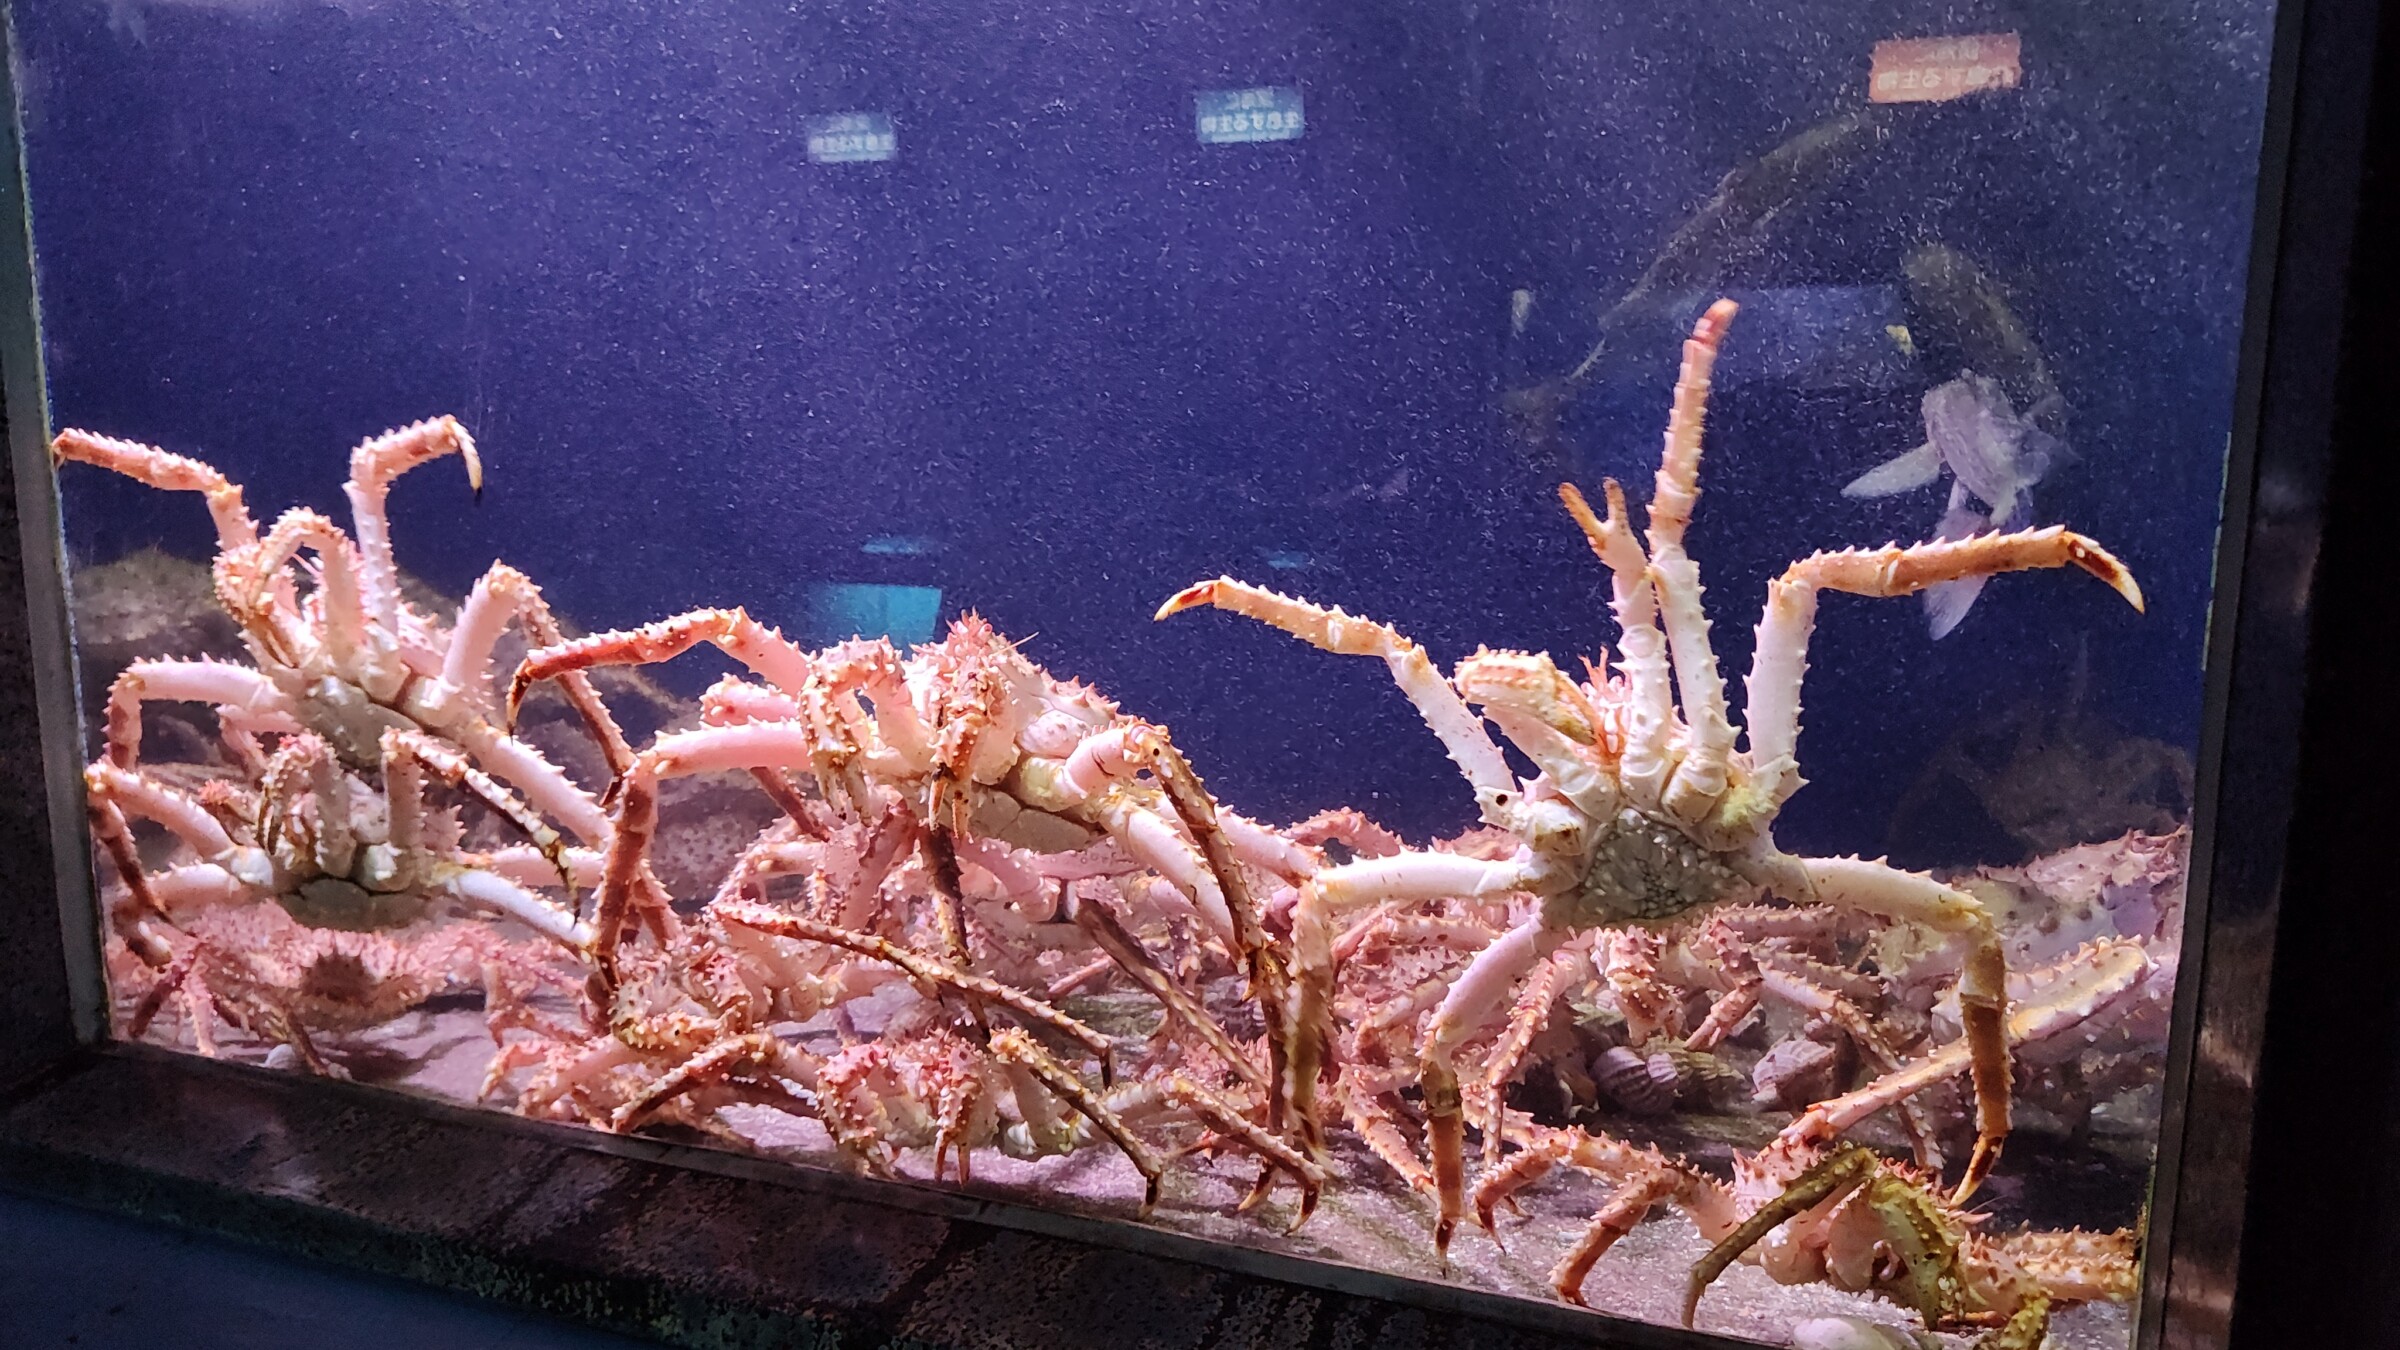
[{"x1": 4, "y1": 1, "x2": 2274, "y2": 1345}]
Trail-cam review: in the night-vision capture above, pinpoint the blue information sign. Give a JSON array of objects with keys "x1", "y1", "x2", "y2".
[
  {"x1": 1194, "y1": 87, "x2": 1304, "y2": 145},
  {"x1": 805, "y1": 112, "x2": 897, "y2": 164}
]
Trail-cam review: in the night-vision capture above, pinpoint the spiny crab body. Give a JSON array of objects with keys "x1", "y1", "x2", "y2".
[{"x1": 1159, "y1": 298, "x2": 2145, "y2": 1252}]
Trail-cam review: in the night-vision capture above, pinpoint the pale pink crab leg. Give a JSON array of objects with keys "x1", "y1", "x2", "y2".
[
  {"x1": 1474, "y1": 943, "x2": 1590, "y2": 1167},
  {"x1": 1219, "y1": 811, "x2": 1322, "y2": 880},
  {"x1": 441, "y1": 562, "x2": 555, "y2": 703},
  {"x1": 99, "y1": 659, "x2": 292, "y2": 772},
  {"x1": 232, "y1": 509, "x2": 369, "y2": 669},
  {"x1": 1745, "y1": 526, "x2": 2145, "y2": 809},
  {"x1": 1641, "y1": 299, "x2": 1743, "y2": 825},
  {"x1": 712, "y1": 899, "x2": 1119, "y2": 1073},
  {"x1": 344, "y1": 416, "x2": 480, "y2": 634},
  {"x1": 442, "y1": 561, "x2": 639, "y2": 778},
  {"x1": 53, "y1": 429, "x2": 259, "y2": 552},
  {"x1": 1281, "y1": 849, "x2": 1540, "y2": 1168},
  {"x1": 1155, "y1": 579, "x2": 1518, "y2": 800},
  {"x1": 1559, "y1": 481, "x2": 1674, "y2": 808},
  {"x1": 381, "y1": 727, "x2": 577, "y2": 895},
  {"x1": 1421, "y1": 912, "x2": 1568, "y2": 1254}
]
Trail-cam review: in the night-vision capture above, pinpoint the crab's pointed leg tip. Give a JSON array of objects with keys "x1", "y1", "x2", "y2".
[{"x1": 1154, "y1": 581, "x2": 1214, "y2": 622}]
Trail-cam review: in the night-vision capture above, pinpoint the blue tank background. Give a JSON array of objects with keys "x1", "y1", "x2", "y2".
[{"x1": 8, "y1": 0, "x2": 2269, "y2": 861}]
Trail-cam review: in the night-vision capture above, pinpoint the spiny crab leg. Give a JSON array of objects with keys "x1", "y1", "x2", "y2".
[
  {"x1": 711, "y1": 898, "x2": 1118, "y2": 1080},
  {"x1": 1559, "y1": 480, "x2": 1674, "y2": 808},
  {"x1": 381, "y1": 728, "x2": 578, "y2": 897},
  {"x1": 1780, "y1": 855, "x2": 2017, "y2": 1203},
  {"x1": 228, "y1": 509, "x2": 369, "y2": 671},
  {"x1": 987, "y1": 1028, "x2": 1162, "y2": 1216},
  {"x1": 508, "y1": 607, "x2": 815, "y2": 724},
  {"x1": 101, "y1": 660, "x2": 293, "y2": 771},
  {"x1": 1684, "y1": 1143, "x2": 1883, "y2": 1329},
  {"x1": 52, "y1": 428, "x2": 258, "y2": 553},
  {"x1": 1780, "y1": 939, "x2": 2151, "y2": 1153},
  {"x1": 1066, "y1": 884, "x2": 1263, "y2": 1090},
  {"x1": 344, "y1": 416, "x2": 480, "y2": 636},
  {"x1": 1155, "y1": 580, "x2": 1518, "y2": 801},
  {"x1": 1745, "y1": 527, "x2": 2144, "y2": 811},
  {"x1": 443, "y1": 563, "x2": 639, "y2": 779},
  {"x1": 1642, "y1": 298, "x2": 1742, "y2": 824}
]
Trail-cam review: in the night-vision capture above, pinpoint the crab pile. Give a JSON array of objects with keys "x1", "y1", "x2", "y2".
[{"x1": 64, "y1": 300, "x2": 2169, "y2": 1348}]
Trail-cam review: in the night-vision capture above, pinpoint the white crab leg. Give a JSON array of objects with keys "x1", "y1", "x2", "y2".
[
  {"x1": 302, "y1": 738, "x2": 358, "y2": 880},
  {"x1": 1155, "y1": 579, "x2": 1518, "y2": 803},
  {"x1": 1279, "y1": 848, "x2": 1540, "y2": 1160},
  {"x1": 1745, "y1": 527, "x2": 2145, "y2": 807},
  {"x1": 1559, "y1": 481, "x2": 1674, "y2": 809},
  {"x1": 85, "y1": 762, "x2": 236, "y2": 858},
  {"x1": 441, "y1": 869, "x2": 593, "y2": 948},
  {"x1": 1642, "y1": 300, "x2": 1742, "y2": 824},
  {"x1": 1219, "y1": 811, "x2": 1320, "y2": 881},
  {"x1": 470, "y1": 847, "x2": 608, "y2": 891},
  {"x1": 345, "y1": 416, "x2": 480, "y2": 635},
  {"x1": 101, "y1": 660, "x2": 294, "y2": 770},
  {"x1": 510, "y1": 607, "x2": 815, "y2": 716},
  {"x1": 441, "y1": 562, "x2": 541, "y2": 704},
  {"x1": 242, "y1": 508, "x2": 369, "y2": 670},
  {"x1": 1781, "y1": 940, "x2": 2150, "y2": 1147},
  {"x1": 148, "y1": 864, "x2": 250, "y2": 912}
]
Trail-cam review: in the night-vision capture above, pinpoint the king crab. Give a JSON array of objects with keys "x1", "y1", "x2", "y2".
[
  {"x1": 1157, "y1": 299, "x2": 2146, "y2": 1252},
  {"x1": 55, "y1": 420, "x2": 659, "y2": 963}
]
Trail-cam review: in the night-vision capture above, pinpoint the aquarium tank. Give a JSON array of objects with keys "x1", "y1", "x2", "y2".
[{"x1": 2, "y1": 0, "x2": 2273, "y2": 1345}]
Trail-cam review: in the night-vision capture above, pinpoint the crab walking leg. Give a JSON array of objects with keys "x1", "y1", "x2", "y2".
[
  {"x1": 101, "y1": 661, "x2": 294, "y2": 772},
  {"x1": 1068, "y1": 884, "x2": 1263, "y2": 1089},
  {"x1": 84, "y1": 769, "x2": 189, "y2": 964},
  {"x1": 53, "y1": 429, "x2": 259, "y2": 552},
  {"x1": 85, "y1": 762, "x2": 236, "y2": 860},
  {"x1": 1781, "y1": 940, "x2": 2151, "y2": 1149},
  {"x1": 609, "y1": 1031, "x2": 825, "y2": 1132},
  {"x1": 1422, "y1": 913, "x2": 1569, "y2": 1255},
  {"x1": 1064, "y1": 723, "x2": 1285, "y2": 1011},
  {"x1": 586, "y1": 724, "x2": 815, "y2": 967},
  {"x1": 344, "y1": 416, "x2": 480, "y2": 634},
  {"x1": 711, "y1": 899, "x2": 1119, "y2": 1076},
  {"x1": 1642, "y1": 300, "x2": 1743, "y2": 823},
  {"x1": 987, "y1": 1028, "x2": 1164, "y2": 1216},
  {"x1": 1746, "y1": 528, "x2": 2145, "y2": 807},
  {"x1": 1685, "y1": 1144, "x2": 1883, "y2": 1329},
  {"x1": 441, "y1": 563, "x2": 638, "y2": 776},
  {"x1": 1790, "y1": 856, "x2": 2016, "y2": 1201},
  {"x1": 1155, "y1": 579, "x2": 1518, "y2": 799},
  {"x1": 509, "y1": 608, "x2": 815, "y2": 721},
  {"x1": 1287, "y1": 850, "x2": 1539, "y2": 1160},
  {"x1": 1151, "y1": 1072, "x2": 1328, "y2": 1225},
  {"x1": 234, "y1": 509, "x2": 370, "y2": 668},
  {"x1": 1475, "y1": 945, "x2": 1589, "y2": 1166},
  {"x1": 383, "y1": 729, "x2": 573, "y2": 885}
]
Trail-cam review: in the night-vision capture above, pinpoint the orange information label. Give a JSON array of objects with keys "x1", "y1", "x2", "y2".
[{"x1": 1869, "y1": 33, "x2": 2022, "y2": 103}]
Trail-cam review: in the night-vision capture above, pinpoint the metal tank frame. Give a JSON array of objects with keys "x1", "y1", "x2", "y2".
[{"x1": 1, "y1": 1, "x2": 2393, "y2": 1346}]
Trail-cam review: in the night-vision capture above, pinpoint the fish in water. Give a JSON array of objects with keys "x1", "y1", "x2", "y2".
[
  {"x1": 1504, "y1": 107, "x2": 1891, "y2": 462},
  {"x1": 1844, "y1": 371, "x2": 2070, "y2": 638},
  {"x1": 1900, "y1": 242, "x2": 2064, "y2": 428}
]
